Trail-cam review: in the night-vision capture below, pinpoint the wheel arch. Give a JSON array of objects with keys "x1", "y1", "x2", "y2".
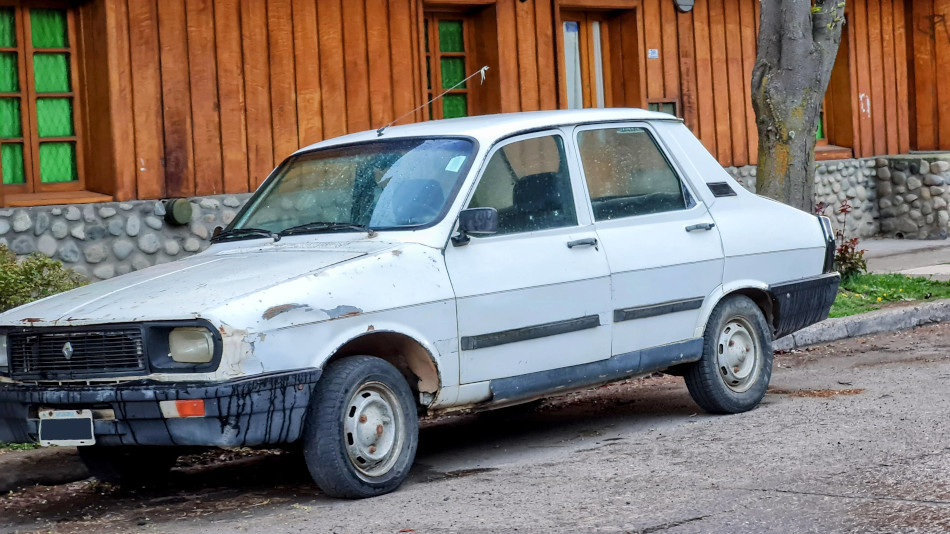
[
  {"x1": 324, "y1": 330, "x2": 441, "y2": 404},
  {"x1": 698, "y1": 281, "x2": 778, "y2": 339}
]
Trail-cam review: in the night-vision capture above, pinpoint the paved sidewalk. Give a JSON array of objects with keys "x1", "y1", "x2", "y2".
[{"x1": 862, "y1": 237, "x2": 950, "y2": 280}]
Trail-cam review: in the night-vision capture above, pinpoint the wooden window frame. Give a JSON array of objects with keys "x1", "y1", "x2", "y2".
[
  {"x1": 647, "y1": 98, "x2": 680, "y2": 118},
  {"x1": 0, "y1": 0, "x2": 84, "y2": 196},
  {"x1": 424, "y1": 11, "x2": 475, "y2": 120}
]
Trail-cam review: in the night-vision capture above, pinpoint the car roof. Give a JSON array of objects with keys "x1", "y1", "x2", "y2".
[{"x1": 295, "y1": 108, "x2": 681, "y2": 154}]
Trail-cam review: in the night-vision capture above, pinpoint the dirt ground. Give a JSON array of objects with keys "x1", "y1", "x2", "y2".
[{"x1": 3, "y1": 323, "x2": 950, "y2": 533}]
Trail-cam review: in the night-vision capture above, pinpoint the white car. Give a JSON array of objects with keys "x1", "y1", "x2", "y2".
[{"x1": 0, "y1": 109, "x2": 838, "y2": 498}]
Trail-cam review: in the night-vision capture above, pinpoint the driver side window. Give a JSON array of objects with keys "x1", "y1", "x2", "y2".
[{"x1": 468, "y1": 135, "x2": 577, "y2": 236}]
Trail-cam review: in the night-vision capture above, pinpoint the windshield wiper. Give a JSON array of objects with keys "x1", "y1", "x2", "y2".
[
  {"x1": 279, "y1": 222, "x2": 377, "y2": 237},
  {"x1": 211, "y1": 227, "x2": 279, "y2": 243}
]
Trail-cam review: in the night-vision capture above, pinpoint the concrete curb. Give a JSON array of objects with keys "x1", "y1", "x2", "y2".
[
  {"x1": 774, "y1": 299, "x2": 950, "y2": 351},
  {"x1": 0, "y1": 446, "x2": 88, "y2": 492}
]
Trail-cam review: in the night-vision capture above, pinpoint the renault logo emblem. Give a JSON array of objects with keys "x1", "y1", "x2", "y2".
[{"x1": 62, "y1": 342, "x2": 74, "y2": 360}]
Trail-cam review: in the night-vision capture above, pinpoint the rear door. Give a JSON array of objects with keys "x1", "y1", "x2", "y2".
[
  {"x1": 572, "y1": 124, "x2": 724, "y2": 362},
  {"x1": 445, "y1": 130, "x2": 612, "y2": 384}
]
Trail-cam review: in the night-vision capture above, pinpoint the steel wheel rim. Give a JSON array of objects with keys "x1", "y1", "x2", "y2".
[
  {"x1": 716, "y1": 317, "x2": 761, "y2": 393},
  {"x1": 343, "y1": 381, "x2": 405, "y2": 480}
]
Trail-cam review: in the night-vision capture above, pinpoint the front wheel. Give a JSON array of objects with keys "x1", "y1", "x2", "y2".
[
  {"x1": 684, "y1": 295, "x2": 773, "y2": 414},
  {"x1": 301, "y1": 356, "x2": 419, "y2": 498}
]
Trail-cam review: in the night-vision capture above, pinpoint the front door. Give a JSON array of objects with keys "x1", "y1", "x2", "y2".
[
  {"x1": 445, "y1": 131, "x2": 612, "y2": 384},
  {"x1": 572, "y1": 124, "x2": 724, "y2": 361}
]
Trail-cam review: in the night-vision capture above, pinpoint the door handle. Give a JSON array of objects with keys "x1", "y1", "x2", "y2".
[
  {"x1": 685, "y1": 223, "x2": 716, "y2": 232},
  {"x1": 567, "y1": 237, "x2": 598, "y2": 249}
]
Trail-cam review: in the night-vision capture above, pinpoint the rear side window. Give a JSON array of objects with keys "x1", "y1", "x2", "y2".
[
  {"x1": 577, "y1": 127, "x2": 692, "y2": 221},
  {"x1": 468, "y1": 135, "x2": 577, "y2": 235}
]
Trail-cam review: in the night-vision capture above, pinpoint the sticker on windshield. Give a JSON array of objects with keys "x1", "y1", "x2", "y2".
[
  {"x1": 617, "y1": 127, "x2": 645, "y2": 134},
  {"x1": 445, "y1": 155, "x2": 466, "y2": 173}
]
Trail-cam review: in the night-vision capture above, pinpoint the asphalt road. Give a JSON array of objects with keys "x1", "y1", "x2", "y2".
[{"x1": 3, "y1": 323, "x2": 950, "y2": 534}]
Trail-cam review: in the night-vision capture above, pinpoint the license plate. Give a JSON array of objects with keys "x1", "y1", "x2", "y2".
[{"x1": 38, "y1": 409, "x2": 95, "y2": 447}]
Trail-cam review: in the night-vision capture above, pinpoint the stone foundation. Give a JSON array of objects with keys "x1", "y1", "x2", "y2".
[
  {"x1": 814, "y1": 159, "x2": 880, "y2": 238},
  {"x1": 874, "y1": 156, "x2": 950, "y2": 239},
  {"x1": 0, "y1": 194, "x2": 251, "y2": 281}
]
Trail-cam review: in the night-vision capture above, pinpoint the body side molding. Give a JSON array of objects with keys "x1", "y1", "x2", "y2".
[
  {"x1": 460, "y1": 315, "x2": 601, "y2": 351},
  {"x1": 614, "y1": 297, "x2": 705, "y2": 323}
]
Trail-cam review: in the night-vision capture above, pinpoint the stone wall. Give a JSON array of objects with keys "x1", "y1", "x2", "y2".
[
  {"x1": 0, "y1": 194, "x2": 251, "y2": 281},
  {"x1": 875, "y1": 156, "x2": 950, "y2": 239},
  {"x1": 725, "y1": 158, "x2": 880, "y2": 238}
]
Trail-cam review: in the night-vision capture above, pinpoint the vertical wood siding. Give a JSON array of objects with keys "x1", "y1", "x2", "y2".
[
  {"x1": 87, "y1": 0, "x2": 930, "y2": 202},
  {"x1": 104, "y1": 0, "x2": 424, "y2": 200},
  {"x1": 608, "y1": 0, "x2": 913, "y2": 163},
  {"x1": 912, "y1": 0, "x2": 950, "y2": 151}
]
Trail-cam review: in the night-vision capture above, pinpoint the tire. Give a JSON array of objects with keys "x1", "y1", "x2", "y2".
[
  {"x1": 684, "y1": 295, "x2": 773, "y2": 414},
  {"x1": 301, "y1": 355, "x2": 419, "y2": 499},
  {"x1": 78, "y1": 446, "x2": 180, "y2": 486}
]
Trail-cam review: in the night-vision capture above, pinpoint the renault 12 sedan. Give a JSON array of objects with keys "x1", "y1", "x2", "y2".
[{"x1": 0, "y1": 109, "x2": 838, "y2": 498}]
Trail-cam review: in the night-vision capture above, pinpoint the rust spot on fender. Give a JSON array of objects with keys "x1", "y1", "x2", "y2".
[
  {"x1": 322, "y1": 305, "x2": 362, "y2": 320},
  {"x1": 392, "y1": 249, "x2": 403, "y2": 256},
  {"x1": 262, "y1": 303, "x2": 312, "y2": 320},
  {"x1": 367, "y1": 325, "x2": 375, "y2": 332},
  {"x1": 22, "y1": 318, "x2": 42, "y2": 323}
]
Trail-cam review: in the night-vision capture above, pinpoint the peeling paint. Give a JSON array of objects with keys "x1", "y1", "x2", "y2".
[
  {"x1": 322, "y1": 305, "x2": 362, "y2": 320},
  {"x1": 262, "y1": 303, "x2": 313, "y2": 320}
]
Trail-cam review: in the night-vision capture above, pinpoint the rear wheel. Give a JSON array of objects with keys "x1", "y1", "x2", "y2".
[
  {"x1": 684, "y1": 295, "x2": 773, "y2": 414},
  {"x1": 302, "y1": 356, "x2": 418, "y2": 498},
  {"x1": 78, "y1": 446, "x2": 180, "y2": 486}
]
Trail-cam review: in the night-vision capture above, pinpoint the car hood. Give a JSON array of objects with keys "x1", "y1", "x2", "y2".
[{"x1": 0, "y1": 240, "x2": 397, "y2": 327}]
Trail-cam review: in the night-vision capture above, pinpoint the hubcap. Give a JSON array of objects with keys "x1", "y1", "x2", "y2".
[
  {"x1": 343, "y1": 382, "x2": 404, "y2": 479},
  {"x1": 716, "y1": 318, "x2": 761, "y2": 393}
]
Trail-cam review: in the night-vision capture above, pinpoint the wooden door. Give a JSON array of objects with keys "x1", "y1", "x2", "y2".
[{"x1": 560, "y1": 9, "x2": 641, "y2": 110}]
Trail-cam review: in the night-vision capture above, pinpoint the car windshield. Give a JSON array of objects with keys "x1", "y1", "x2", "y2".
[{"x1": 230, "y1": 137, "x2": 476, "y2": 235}]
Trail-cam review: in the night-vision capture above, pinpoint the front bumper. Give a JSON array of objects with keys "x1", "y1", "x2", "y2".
[{"x1": 0, "y1": 369, "x2": 321, "y2": 447}]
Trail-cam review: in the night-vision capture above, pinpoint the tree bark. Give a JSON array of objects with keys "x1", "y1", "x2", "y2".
[{"x1": 752, "y1": 0, "x2": 846, "y2": 213}]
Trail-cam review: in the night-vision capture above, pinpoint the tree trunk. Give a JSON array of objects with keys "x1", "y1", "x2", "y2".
[{"x1": 753, "y1": 0, "x2": 846, "y2": 213}]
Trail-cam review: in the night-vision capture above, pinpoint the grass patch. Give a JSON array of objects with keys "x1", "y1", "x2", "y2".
[
  {"x1": 829, "y1": 273, "x2": 950, "y2": 318},
  {"x1": 0, "y1": 442, "x2": 39, "y2": 451}
]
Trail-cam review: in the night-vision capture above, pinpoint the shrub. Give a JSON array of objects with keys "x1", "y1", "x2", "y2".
[
  {"x1": 0, "y1": 244, "x2": 87, "y2": 313},
  {"x1": 834, "y1": 237, "x2": 868, "y2": 281},
  {"x1": 827, "y1": 200, "x2": 867, "y2": 280}
]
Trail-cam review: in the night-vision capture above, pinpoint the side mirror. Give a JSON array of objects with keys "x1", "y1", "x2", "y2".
[
  {"x1": 452, "y1": 207, "x2": 498, "y2": 246},
  {"x1": 212, "y1": 226, "x2": 223, "y2": 239}
]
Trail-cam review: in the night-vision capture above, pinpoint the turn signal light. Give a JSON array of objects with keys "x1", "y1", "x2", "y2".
[{"x1": 159, "y1": 399, "x2": 206, "y2": 418}]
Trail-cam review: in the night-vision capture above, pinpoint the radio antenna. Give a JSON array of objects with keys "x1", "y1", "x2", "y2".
[{"x1": 377, "y1": 65, "x2": 489, "y2": 137}]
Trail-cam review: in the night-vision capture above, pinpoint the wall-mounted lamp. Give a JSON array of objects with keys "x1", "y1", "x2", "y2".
[{"x1": 675, "y1": 0, "x2": 695, "y2": 12}]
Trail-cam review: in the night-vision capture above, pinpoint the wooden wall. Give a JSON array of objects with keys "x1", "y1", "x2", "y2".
[
  {"x1": 603, "y1": 0, "x2": 913, "y2": 165},
  {"x1": 92, "y1": 0, "x2": 425, "y2": 201},
  {"x1": 74, "y1": 0, "x2": 940, "y2": 203},
  {"x1": 848, "y1": 0, "x2": 912, "y2": 157},
  {"x1": 911, "y1": 0, "x2": 950, "y2": 151}
]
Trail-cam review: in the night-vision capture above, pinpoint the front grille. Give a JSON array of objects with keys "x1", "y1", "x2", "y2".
[{"x1": 9, "y1": 328, "x2": 147, "y2": 379}]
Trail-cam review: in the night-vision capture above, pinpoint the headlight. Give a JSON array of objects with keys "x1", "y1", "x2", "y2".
[
  {"x1": 168, "y1": 327, "x2": 214, "y2": 364},
  {"x1": 0, "y1": 334, "x2": 8, "y2": 371}
]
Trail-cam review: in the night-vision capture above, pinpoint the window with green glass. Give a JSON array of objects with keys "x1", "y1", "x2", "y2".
[
  {"x1": 423, "y1": 14, "x2": 470, "y2": 120},
  {"x1": 0, "y1": 5, "x2": 81, "y2": 191}
]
